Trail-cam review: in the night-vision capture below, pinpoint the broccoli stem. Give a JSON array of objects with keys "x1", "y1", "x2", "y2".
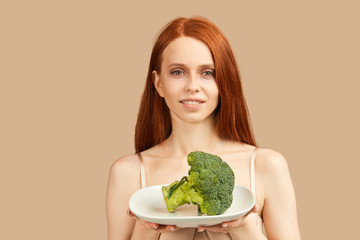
[
  {"x1": 197, "y1": 205, "x2": 202, "y2": 216},
  {"x1": 168, "y1": 176, "x2": 187, "y2": 199}
]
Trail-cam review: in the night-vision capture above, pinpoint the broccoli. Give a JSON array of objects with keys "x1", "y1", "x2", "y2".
[{"x1": 162, "y1": 151, "x2": 235, "y2": 215}]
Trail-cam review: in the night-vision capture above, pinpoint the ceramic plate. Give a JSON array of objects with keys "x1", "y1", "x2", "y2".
[{"x1": 129, "y1": 184, "x2": 255, "y2": 228}]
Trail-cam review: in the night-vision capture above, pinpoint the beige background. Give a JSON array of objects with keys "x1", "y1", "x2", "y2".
[{"x1": 1, "y1": 0, "x2": 359, "y2": 239}]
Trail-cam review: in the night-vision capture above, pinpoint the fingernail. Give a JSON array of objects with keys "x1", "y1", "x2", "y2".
[
  {"x1": 222, "y1": 223, "x2": 228, "y2": 228},
  {"x1": 198, "y1": 228, "x2": 204, "y2": 232},
  {"x1": 153, "y1": 225, "x2": 158, "y2": 229},
  {"x1": 170, "y1": 227, "x2": 175, "y2": 231}
]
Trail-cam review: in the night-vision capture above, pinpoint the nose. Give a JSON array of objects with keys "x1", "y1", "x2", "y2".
[{"x1": 185, "y1": 74, "x2": 200, "y2": 93}]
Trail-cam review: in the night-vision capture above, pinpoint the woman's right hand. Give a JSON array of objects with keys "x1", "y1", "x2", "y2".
[{"x1": 127, "y1": 209, "x2": 181, "y2": 233}]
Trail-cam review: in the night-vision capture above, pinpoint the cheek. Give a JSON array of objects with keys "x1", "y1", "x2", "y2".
[
  {"x1": 210, "y1": 86, "x2": 220, "y2": 108},
  {"x1": 162, "y1": 79, "x2": 184, "y2": 96},
  {"x1": 161, "y1": 84, "x2": 180, "y2": 106},
  {"x1": 209, "y1": 84, "x2": 219, "y2": 102},
  {"x1": 162, "y1": 85, "x2": 177, "y2": 99}
]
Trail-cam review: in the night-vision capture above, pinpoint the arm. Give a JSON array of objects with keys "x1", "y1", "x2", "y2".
[
  {"x1": 106, "y1": 155, "x2": 138, "y2": 240},
  {"x1": 260, "y1": 149, "x2": 301, "y2": 239},
  {"x1": 106, "y1": 155, "x2": 179, "y2": 240}
]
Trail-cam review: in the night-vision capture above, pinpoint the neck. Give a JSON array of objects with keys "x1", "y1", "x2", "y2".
[{"x1": 164, "y1": 115, "x2": 223, "y2": 157}]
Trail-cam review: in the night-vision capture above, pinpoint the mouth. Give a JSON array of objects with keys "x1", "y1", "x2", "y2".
[
  {"x1": 180, "y1": 100, "x2": 203, "y2": 105},
  {"x1": 179, "y1": 99, "x2": 205, "y2": 105},
  {"x1": 179, "y1": 99, "x2": 205, "y2": 110}
]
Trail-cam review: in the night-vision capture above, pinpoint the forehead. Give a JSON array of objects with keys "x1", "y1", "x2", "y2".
[{"x1": 161, "y1": 36, "x2": 214, "y2": 67}]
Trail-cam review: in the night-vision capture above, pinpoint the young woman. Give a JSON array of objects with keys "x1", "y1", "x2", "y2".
[{"x1": 106, "y1": 17, "x2": 301, "y2": 240}]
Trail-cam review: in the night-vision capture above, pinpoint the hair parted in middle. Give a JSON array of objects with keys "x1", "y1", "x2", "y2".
[{"x1": 135, "y1": 16, "x2": 256, "y2": 153}]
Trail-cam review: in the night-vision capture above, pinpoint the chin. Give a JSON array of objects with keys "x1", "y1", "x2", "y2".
[{"x1": 180, "y1": 114, "x2": 215, "y2": 125}]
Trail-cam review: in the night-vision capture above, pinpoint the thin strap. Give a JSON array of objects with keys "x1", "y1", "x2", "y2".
[
  {"x1": 192, "y1": 229, "x2": 198, "y2": 240},
  {"x1": 203, "y1": 231, "x2": 211, "y2": 240},
  {"x1": 137, "y1": 153, "x2": 146, "y2": 189},
  {"x1": 250, "y1": 148, "x2": 258, "y2": 197},
  {"x1": 193, "y1": 230, "x2": 210, "y2": 240}
]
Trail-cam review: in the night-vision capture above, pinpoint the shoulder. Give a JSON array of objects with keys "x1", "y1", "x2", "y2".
[
  {"x1": 110, "y1": 153, "x2": 140, "y2": 172},
  {"x1": 255, "y1": 148, "x2": 294, "y2": 197},
  {"x1": 109, "y1": 154, "x2": 140, "y2": 176},
  {"x1": 254, "y1": 149, "x2": 301, "y2": 238},
  {"x1": 255, "y1": 148, "x2": 289, "y2": 175},
  {"x1": 106, "y1": 154, "x2": 141, "y2": 239},
  {"x1": 107, "y1": 153, "x2": 142, "y2": 192}
]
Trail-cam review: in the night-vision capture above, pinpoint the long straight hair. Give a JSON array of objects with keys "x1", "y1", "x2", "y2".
[{"x1": 135, "y1": 17, "x2": 256, "y2": 153}]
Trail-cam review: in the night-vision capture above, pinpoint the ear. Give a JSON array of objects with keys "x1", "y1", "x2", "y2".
[{"x1": 153, "y1": 70, "x2": 164, "y2": 97}]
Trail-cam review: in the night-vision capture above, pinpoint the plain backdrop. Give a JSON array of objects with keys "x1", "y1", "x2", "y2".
[{"x1": 1, "y1": 1, "x2": 359, "y2": 239}]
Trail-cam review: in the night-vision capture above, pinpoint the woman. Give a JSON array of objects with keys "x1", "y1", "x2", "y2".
[{"x1": 106, "y1": 17, "x2": 301, "y2": 240}]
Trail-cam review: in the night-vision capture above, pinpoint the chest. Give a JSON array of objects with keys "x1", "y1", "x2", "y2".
[
  {"x1": 144, "y1": 157, "x2": 191, "y2": 186},
  {"x1": 144, "y1": 154, "x2": 252, "y2": 190},
  {"x1": 141, "y1": 152, "x2": 265, "y2": 220}
]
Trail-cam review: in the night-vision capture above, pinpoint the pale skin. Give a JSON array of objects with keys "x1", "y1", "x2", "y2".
[{"x1": 106, "y1": 36, "x2": 301, "y2": 239}]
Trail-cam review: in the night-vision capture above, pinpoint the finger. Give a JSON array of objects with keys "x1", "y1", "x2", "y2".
[
  {"x1": 199, "y1": 206, "x2": 260, "y2": 233},
  {"x1": 127, "y1": 209, "x2": 160, "y2": 230},
  {"x1": 138, "y1": 219, "x2": 159, "y2": 230},
  {"x1": 127, "y1": 209, "x2": 181, "y2": 232},
  {"x1": 221, "y1": 220, "x2": 236, "y2": 228},
  {"x1": 146, "y1": 222, "x2": 159, "y2": 230},
  {"x1": 220, "y1": 217, "x2": 247, "y2": 229},
  {"x1": 127, "y1": 209, "x2": 135, "y2": 217},
  {"x1": 222, "y1": 205, "x2": 258, "y2": 227},
  {"x1": 155, "y1": 225, "x2": 181, "y2": 233},
  {"x1": 251, "y1": 204, "x2": 259, "y2": 213},
  {"x1": 165, "y1": 225, "x2": 180, "y2": 232},
  {"x1": 243, "y1": 204, "x2": 258, "y2": 218},
  {"x1": 216, "y1": 210, "x2": 257, "y2": 229}
]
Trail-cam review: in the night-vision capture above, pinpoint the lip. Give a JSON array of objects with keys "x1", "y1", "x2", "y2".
[
  {"x1": 179, "y1": 98, "x2": 205, "y2": 103},
  {"x1": 179, "y1": 98, "x2": 205, "y2": 110}
]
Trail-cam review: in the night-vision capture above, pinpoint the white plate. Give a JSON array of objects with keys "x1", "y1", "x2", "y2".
[{"x1": 129, "y1": 184, "x2": 255, "y2": 228}]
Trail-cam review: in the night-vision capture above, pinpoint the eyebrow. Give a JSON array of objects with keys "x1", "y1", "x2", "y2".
[{"x1": 167, "y1": 63, "x2": 215, "y2": 69}]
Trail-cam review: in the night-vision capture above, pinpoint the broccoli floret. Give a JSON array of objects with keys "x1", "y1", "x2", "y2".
[{"x1": 162, "y1": 151, "x2": 235, "y2": 215}]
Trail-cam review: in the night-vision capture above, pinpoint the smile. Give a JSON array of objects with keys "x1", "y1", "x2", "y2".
[{"x1": 180, "y1": 100, "x2": 202, "y2": 105}]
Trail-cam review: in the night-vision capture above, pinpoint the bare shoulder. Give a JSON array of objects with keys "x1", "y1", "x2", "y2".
[
  {"x1": 255, "y1": 148, "x2": 295, "y2": 199},
  {"x1": 110, "y1": 153, "x2": 140, "y2": 173},
  {"x1": 255, "y1": 148, "x2": 289, "y2": 174},
  {"x1": 106, "y1": 154, "x2": 141, "y2": 239},
  {"x1": 108, "y1": 153, "x2": 141, "y2": 193},
  {"x1": 254, "y1": 149, "x2": 301, "y2": 239}
]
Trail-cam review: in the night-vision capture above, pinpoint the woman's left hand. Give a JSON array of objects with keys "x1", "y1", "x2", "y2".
[{"x1": 197, "y1": 205, "x2": 259, "y2": 234}]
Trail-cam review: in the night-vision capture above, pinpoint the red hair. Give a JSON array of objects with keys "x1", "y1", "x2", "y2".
[{"x1": 135, "y1": 17, "x2": 256, "y2": 153}]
